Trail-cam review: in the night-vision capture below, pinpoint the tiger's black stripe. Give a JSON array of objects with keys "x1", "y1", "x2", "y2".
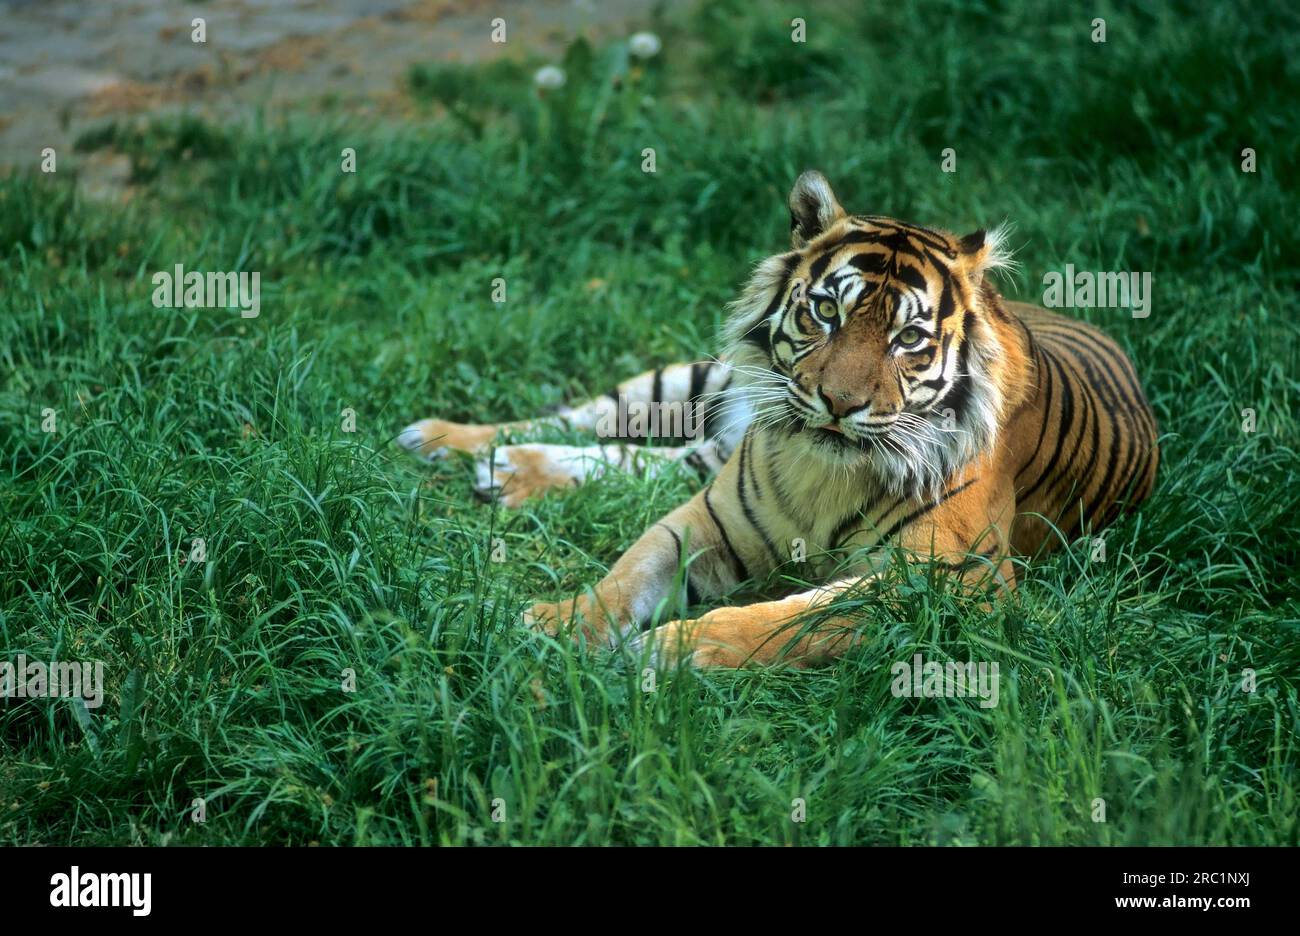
[
  {"x1": 880, "y1": 477, "x2": 979, "y2": 543},
  {"x1": 659, "y1": 522, "x2": 702, "y2": 606},
  {"x1": 737, "y1": 434, "x2": 783, "y2": 566},
  {"x1": 704, "y1": 484, "x2": 751, "y2": 583},
  {"x1": 1019, "y1": 346, "x2": 1076, "y2": 504}
]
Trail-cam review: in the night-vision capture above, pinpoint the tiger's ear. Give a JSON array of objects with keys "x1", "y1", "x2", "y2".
[
  {"x1": 956, "y1": 224, "x2": 1015, "y2": 285},
  {"x1": 788, "y1": 171, "x2": 846, "y2": 248}
]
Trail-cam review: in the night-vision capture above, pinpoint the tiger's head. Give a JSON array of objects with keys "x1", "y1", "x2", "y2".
[{"x1": 724, "y1": 171, "x2": 1022, "y2": 497}]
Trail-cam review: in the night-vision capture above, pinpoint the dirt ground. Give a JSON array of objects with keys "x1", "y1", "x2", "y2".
[{"x1": 0, "y1": 0, "x2": 666, "y2": 181}]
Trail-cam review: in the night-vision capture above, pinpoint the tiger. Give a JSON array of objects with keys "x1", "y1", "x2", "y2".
[{"x1": 399, "y1": 171, "x2": 1160, "y2": 669}]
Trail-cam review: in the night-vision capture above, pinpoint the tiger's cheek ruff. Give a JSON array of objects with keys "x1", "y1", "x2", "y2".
[
  {"x1": 884, "y1": 314, "x2": 1006, "y2": 501},
  {"x1": 722, "y1": 255, "x2": 798, "y2": 372}
]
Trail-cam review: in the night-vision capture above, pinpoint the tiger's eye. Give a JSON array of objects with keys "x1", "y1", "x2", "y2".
[
  {"x1": 897, "y1": 326, "x2": 923, "y2": 347},
  {"x1": 814, "y1": 298, "x2": 838, "y2": 321}
]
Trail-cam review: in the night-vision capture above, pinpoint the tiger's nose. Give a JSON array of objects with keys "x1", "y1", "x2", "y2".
[{"x1": 818, "y1": 386, "x2": 869, "y2": 418}]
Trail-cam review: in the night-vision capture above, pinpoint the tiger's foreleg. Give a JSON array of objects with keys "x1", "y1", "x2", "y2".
[
  {"x1": 522, "y1": 467, "x2": 768, "y2": 645},
  {"x1": 631, "y1": 549, "x2": 1013, "y2": 669},
  {"x1": 628, "y1": 577, "x2": 869, "y2": 669},
  {"x1": 628, "y1": 473, "x2": 1020, "y2": 669}
]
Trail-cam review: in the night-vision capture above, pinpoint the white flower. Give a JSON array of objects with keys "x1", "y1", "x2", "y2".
[
  {"x1": 533, "y1": 65, "x2": 566, "y2": 90},
  {"x1": 628, "y1": 32, "x2": 662, "y2": 60}
]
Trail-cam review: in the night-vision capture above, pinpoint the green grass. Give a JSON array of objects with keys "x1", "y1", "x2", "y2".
[{"x1": 2, "y1": 0, "x2": 1297, "y2": 845}]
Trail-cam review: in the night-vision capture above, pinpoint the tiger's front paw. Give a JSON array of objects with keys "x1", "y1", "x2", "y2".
[
  {"x1": 628, "y1": 605, "x2": 806, "y2": 670},
  {"x1": 627, "y1": 618, "x2": 715, "y2": 669},
  {"x1": 522, "y1": 594, "x2": 618, "y2": 647},
  {"x1": 397, "y1": 418, "x2": 499, "y2": 461}
]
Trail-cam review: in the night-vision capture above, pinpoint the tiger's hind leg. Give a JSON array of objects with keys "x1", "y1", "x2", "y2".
[
  {"x1": 398, "y1": 360, "x2": 736, "y2": 457},
  {"x1": 397, "y1": 418, "x2": 500, "y2": 460},
  {"x1": 473, "y1": 439, "x2": 731, "y2": 508},
  {"x1": 399, "y1": 360, "x2": 746, "y2": 503}
]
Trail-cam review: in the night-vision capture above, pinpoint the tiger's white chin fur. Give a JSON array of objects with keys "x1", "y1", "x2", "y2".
[
  {"x1": 726, "y1": 325, "x2": 1006, "y2": 502},
  {"x1": 772, "y1": 399, "x2": 998, "y2": 502}
]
